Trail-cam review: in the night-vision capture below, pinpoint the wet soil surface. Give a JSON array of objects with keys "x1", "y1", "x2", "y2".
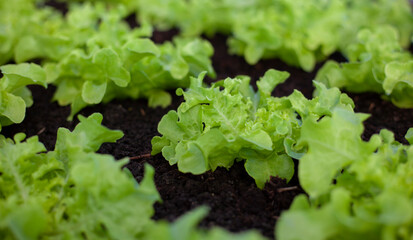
[{"x1": 3, "y1": 5, "x2": 413, "y2": 238}]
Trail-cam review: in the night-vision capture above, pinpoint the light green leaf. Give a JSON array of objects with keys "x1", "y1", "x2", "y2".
[
  {"x1": 93, "y1": 48, "x2": 131, "y2": 87},
  {"x1": 170, "y1": 55, "x2": 190, "y2": 79},
  {"x1": 405, "y1": 128, "x2": 413, "y2": 144},
  {"x1": 148, "y1": 90, "x2": 172, "y2": 108},
  {"x1": 151, "y1": 136, "x2": 170, "y2": 155},
  {"x1": 195, "y1": 128, "x2": 233, "y2": 170},
  {"x1": 176, "y1": 142, "x2": 208, "y2": 174},
  {"x1": 157, "y1": 111, "x2": 186, "y2": 143},
  {"x1": 245, "y1": 152, "x2": 294, "y2": 188},
  {"x1": 55, "y1": 113, "x2": 123, "y2": 156},
  {"x1": 257, "y1": 69, "x2": 290, "y2": 97},
  {"x1": 241, "y1": 130, "x2": 273, "y2": 151},
  {"x1": 123, "y1": 38, "x2": 160, "y2": 61},
  {"x1": 0, "y1": 63, "x2": 47, "y2": 91},
  {"x1": 81, "y1": 81, "x2": 107, "y2": 104},
  {"x1": 383, "y1": 61, "x2": 413, "y2": 94},
  {"x1": 0, "y1": 91, "x2": 27, "y2": 124},
  {"x1": 171, "y1": 207, "x2": 209, "y2": 240},
  {"x1": 245, "y1": 45, "x2": 264, "y2": 65},
  {"x1": 298, "y1": 109, "x2": 375, "y2": 197},
  {"x1": 14, "y1": 36, "x2": 42, "y2": 63},
  {"x1": 377, "y1": 192, "x2": 413, "y2": 225},
  {"x1": 6, "y1": 204, "x2": 48, "y2": 240}
]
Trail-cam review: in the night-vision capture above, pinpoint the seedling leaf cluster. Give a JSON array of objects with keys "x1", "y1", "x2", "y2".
[
  {"x1": 277, "y1": 110, "x2": 413, "y2": 239},
  {"x1": 0, "y1": 63, "x2": 46, "y2": 130},
  {"x1": 152, "y1": 69, "x2": 354, "y2": 188}
]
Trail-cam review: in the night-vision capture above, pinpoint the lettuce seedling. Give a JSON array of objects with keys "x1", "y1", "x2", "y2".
[
  {"x1": 0, "y1": 63, "x2": 47, "y2": 131},
  {"x1": 316, "y1": 26, "x2": 413, "y2": 108},
  {"x1": 152, "y1": 69, "x2": 354, "y2": 188},
  {"x1": 277, "y1": 109, "x2": 413, "y2": 240}
]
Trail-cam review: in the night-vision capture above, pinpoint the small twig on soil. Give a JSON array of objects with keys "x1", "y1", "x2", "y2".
[
  {"x1": 129, "y1": 153, "x2": 151, "y2": 160},
  {"x1": 37, "y1": 127, "x2": 46, "y2": 135},
  {"x1": 140, "y1": 108, "x2": 146, "y2": 116},
  {"x1": 277, "y1": 186, "x2": 298, "y2": 193}
]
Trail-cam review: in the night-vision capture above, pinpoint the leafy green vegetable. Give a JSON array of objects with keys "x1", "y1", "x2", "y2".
[
  {"x1": 0, "y1": 63, "x2": 47, "y2": 131},
  {"x1": 316, "y1": 25, "x2": 413, "y2": 108},
  {"x1": 0, "y1": 0, "x2": 140, "y2": 64},
  {"x1": 338, "y1": 0, "x2": 413, "y2": 50},
  {"x1": 0, "y1": 0, "x2": 62, "y2": 64},
  {"x1": 1, "y1": 0, "x2": 82, "y2": 64},
  {"x1": 0, "y1": 112, "x2": 267, "y2": 240},
  {"x1": 136, "y1": 0, "x2": 413, "y2": 71},
  {"x1": 0, "y1": 112, "x2": 157, "y2": 239},
  {"x1": 50, "y1": 35, "x2": 215, "y2": 119},
  {"x1": 4, "y1": 1, "x2": 215, "y2": 119},
  {"x1": 297, "y1": 108, "x2": 374, "y2": 198},
  {"x1": 1, "y1": 1, "x2": 215, "y2": 120},
  {"x1": 143, "y1": 206, "x2": 267, "y2": 240},
  {"x1": 152, "y1": 69, "x2": 354, "y2": 188},
  {"x1": 136, "y1": 0, "x2": 242, "y2": 36},
  {"x1": 277, "y1": 109, "x2": 413, "y2": 240},
  {"x1": 228, "y1": 0, "x2": 345, "y2": 71}
]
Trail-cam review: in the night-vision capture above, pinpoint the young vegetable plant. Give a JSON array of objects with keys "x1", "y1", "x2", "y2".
[
  {"x1": 49, "y1": 35, "x2": 215, "y2": 119},
  {"x1": 0, "y1": 113, "x2": 148, "y2": 239},
  {"x1": 316, "y1": 25, "x2": 413, "y2": 108},
  {"x1": 0, "y1": 63, "x2": 47, "y2": 131},
  {"x1": 277, "y1": 109, "x2": 413, "y2": 240},
  {"x1": 41, "y1": 2, "x2": 215, "y2": 120},
  {"x1": 152, "y1": 69, "x2": 354, "y2": 188},
  {"x1": 0, "y1": 112, "x2": 266, "y2": 240},
  {"x1": 0, "y1": 0, "x2": 66, "y2": 64},
  {"x1": 0, "y1": 0, "x2": 123, "y2": 64}
]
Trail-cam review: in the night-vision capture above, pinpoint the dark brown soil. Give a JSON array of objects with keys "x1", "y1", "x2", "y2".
[
  {"x1": 3, "y1": 4, "x2": 413, "y2": 238},
  {"x1": 349, "y1": 92, "x2": 413, "y2": 144}
]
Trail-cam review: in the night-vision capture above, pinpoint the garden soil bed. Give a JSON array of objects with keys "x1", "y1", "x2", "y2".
[{"x1": 3, "y1": 30, "x2": 413, "y2": 240}]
